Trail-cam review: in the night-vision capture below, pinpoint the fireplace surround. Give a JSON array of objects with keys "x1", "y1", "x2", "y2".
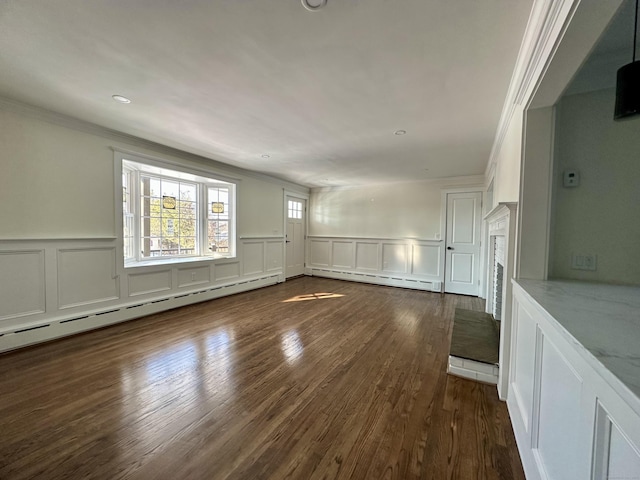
[{"x1": 484, "y1": 202, "x2": 517, "y2": 399}]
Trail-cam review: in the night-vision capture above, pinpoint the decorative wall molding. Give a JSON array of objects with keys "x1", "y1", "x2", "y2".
[
  {"x1": 0, "y1": 237, "x2": 284, "y2": 353},
  {"x1": 486, "y1": 0, "x2": 576, "y2": 172},
  {"x1": 307, "y1": 236, "x2": 442, "y2": 292},
  {"x1": 0, "y1": 249, "x2": 46, "y2": 322},
  {"x1": 509, "y1": 282, "x2": 640, "y2": 480},
  {"x1": 484, "y1": 202, "x2": 518, "y2": 400}
]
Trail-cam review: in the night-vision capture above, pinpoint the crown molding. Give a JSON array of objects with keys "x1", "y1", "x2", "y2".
[{"x1": 486, "y1": 0, "x2": 579, "y2": 175}]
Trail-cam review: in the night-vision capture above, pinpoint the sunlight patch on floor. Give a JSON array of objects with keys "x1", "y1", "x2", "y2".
[{"x1": 282, "y1": 292, "x2": 345, "y2": 303}]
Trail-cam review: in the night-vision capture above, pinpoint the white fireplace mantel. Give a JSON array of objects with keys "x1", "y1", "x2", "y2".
[{"x1": 484, "y1": 202, "x2": 517, "y2": 399}]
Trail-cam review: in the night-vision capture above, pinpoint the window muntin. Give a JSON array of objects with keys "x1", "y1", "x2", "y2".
[
  {"x1": 208, "y1": 187, "x2": 229, "y2": 253},
  {"x1": 288, "y1": 200, "x2": 303, "y2": 219},
  {"x1": 122, "y1": 158, "x2": 235, "y2": 264},
  {"x1": 140, "y1": 174, "x2": 198, "y2": 257}
]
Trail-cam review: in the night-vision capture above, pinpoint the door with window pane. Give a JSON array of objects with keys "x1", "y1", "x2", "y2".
[{"x1": 286, "y1": 196, "x2": 306, "y2": 278}]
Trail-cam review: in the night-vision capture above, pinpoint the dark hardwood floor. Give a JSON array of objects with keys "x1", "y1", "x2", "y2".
[{"x1": 0, "y1": 277, "x2": 525, "y2": 480}]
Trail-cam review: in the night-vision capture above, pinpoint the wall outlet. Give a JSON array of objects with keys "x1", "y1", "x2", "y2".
[
  {"x1": 571, "y1": 253, "x2": 597, "y2": 271},
  {"x1": 563, "y1": 170, "x2": 580, "y2": 187}
]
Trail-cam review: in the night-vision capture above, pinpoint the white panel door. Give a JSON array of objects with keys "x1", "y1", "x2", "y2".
[
  {"x1": 444, "y1": 192, "x2": 482, "y2": 295},
  {"x1": 286, "y1": 196, "x2": 306, "y2": 278}
]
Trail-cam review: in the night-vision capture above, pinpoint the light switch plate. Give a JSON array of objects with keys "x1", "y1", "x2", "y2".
[{"x1": 571, "y1": 253, "x2": 596, "y2": 271}]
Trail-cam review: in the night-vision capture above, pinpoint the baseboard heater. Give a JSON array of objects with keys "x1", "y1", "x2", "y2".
[
  {"x1": 0, "y1": 274, "x2": 280, "y2": 354},
  {"x1": 309, "y1": 268, "x2": 441, "y2": 292}
]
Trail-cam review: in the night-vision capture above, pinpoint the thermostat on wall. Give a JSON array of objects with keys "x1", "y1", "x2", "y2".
[{"x1": 563, "y1": 170, "x2": 580, "y2": 187}]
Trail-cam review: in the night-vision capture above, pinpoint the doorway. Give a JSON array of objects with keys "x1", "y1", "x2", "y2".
[
  {"x1": 285, "y1": 194, "x2": 306, "y2": 278},
  {"x1": 444, "y1": 191, "x2": 482, "y2": 295}
]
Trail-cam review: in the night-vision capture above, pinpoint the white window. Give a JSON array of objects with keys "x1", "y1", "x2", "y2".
[
  {"x1": 121, "y1": 156, "x2": 236, "y2": 265},
  {"x1": 288, "y1": 200, "x2": 303, "y2": 219}
]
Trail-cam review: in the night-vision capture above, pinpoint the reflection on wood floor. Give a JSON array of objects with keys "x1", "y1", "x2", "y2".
[{"x1": 0, "y1": 277, "x2": 525, "y2": 480}]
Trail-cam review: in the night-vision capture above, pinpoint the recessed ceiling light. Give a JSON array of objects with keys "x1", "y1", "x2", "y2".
[
  {"x1": 112, "y1": 95, "x2": 131, "y2": 104},
  {"x1": 394, "y1": 130, "x2": 407, "y2": 136},
  {"x1": 302, "y1": 0, "x2": 327, "y2": 11},
  {"x1": 261, "y1": 154, "x2": 270, "y2": 159}
]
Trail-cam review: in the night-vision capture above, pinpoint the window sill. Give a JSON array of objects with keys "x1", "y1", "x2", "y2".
[{"x1": 124, "y1": 255, "x2": 234, "y2": 269}]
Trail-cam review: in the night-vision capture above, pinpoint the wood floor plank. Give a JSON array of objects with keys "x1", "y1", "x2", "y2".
[{"x1": 0, "y1": 277, "x2": 525, "y2": 480}]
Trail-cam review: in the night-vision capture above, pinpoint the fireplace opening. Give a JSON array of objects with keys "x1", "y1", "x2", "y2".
[
  {"x1": 492, "y1": 235, "x2": 505, "y2": 322},
  {"x1": 494, "y1": 262, "x2": 504, "y2": 321}
]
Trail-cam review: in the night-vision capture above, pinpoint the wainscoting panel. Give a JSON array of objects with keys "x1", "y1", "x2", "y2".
[
  {"x1": 355, "y1": 242, "x2": 379, "y2": 271},
  {"x1": 509, "y1": 281, "x2": 640, "y2": 480},
  {"x1": 266, "y1": 240, "x2": 283, "y2": 273},
  {"x1": 608, "y1": 418, "x2": 640, "y2": 477},
  {"x1": 177, "y1": 265, "x2": 211, "y2": 288},
  {"x1": 0, "y1": 249, "x2": 45, "y2": 322},
  {"x1": 511, "y1": 300, "x2": 537, "y2": 434},
  {"x1": 307, "y1": 237, "x2": 442, "y2": 292},
  {"x1": 215, "y1": 261, "x2": 240, "y2": 282},
  {"x1": 382, "y1": 243, "x2": 408, "y2": 274},
  {"x1": 129, "y1": 270, "x2": 172, "y2": 296},
  {"x1": 0, "y1": 236, "x2": 284, "y2": 353},
  {"x1": 310, "y1": 240, "x2": 330, "y2": 267},
  {"x1": 535, "y1": 335, "x2": 585, "y2": 480},
  {"x1": 58, "y1": 247, "x2": 119, "y2": 309},
  {"x1": 411, "y1": 244, "x2": 440, "y2": 277},
  {"x1": 242, "y1": 241, "x2": 265, "y2": 276},
  {"x1": 332, "y1": 241, "x2": 354, "y2": 269}
]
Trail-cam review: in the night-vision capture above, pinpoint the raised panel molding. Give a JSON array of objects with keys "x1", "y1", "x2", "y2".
[
  {"x1": 535, "y1": 335, "x2": 586, "y2": 480},
  {"x1": 411, "y1": 244, "x2": 440, "y2": 276},
  {"x1": 307, "y1": 236, "x2": 443, "y2": 292},
  {"x1": 215, "y1": 262, "x2": 240, "y2": 281},
  {"x1": 0, "y1": 236, "x2": 285, "y2": 353},
  {"x1": 355, "y1": 242, "x2": 379, "y2": 271},
  {"x1": 128, "y1": 270, "x2": 172, "y2": 296},
  {"x1": 382, "y1": 243, "x2": 408, "y2": 274},
  {"x1": 509, "y1": 282, "x2": 640, "y2": 480},
  {"x1": 332, "y1": 241, "x2": 354, "y2": 269},
  {"x1": 511, "y1": 300, "x2": 537, "y2": 434},
  {"x1": 242, "y1": 241, "x2": 265, "y2": 276},
  {"x1": 310, "y1": 240, "x2": 330, "y2": 267},
  {"x1": 58, "y1": 247, "x2": 119, "y2": 308},
  {"x1": 0, "y1": 249, "x2": 46, "y2": 322},
  {"x1": 266, "y1": 240, "x2": 283, "y2": 272},
  {"x1": 177, "y1": 265, "x2": 211, "y2": 288}
]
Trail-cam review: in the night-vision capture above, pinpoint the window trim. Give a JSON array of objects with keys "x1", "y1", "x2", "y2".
[{"x1": 113, "y1": 149, "x2": 238, "y2": 268}]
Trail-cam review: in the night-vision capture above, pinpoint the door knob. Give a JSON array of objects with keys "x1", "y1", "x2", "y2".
[{"x1": 447, "y1": 246, "x2": 454, "y2": 250}]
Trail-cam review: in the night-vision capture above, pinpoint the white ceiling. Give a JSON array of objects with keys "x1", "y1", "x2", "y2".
[{"x1": 0, "y1": 0, "x2": 533, "y2": 187}]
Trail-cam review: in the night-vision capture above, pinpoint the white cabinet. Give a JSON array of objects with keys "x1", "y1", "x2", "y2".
[{"x1": 509, "y1": 280, "x2": 640, "y2": 480}]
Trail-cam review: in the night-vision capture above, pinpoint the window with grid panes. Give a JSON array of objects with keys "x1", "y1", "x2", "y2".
[
  {"x1": 121, "y1": 157, "x2": 235, "y2": 264},
  {"x1": 288, "y1": 200, "x2": 303, "y2": 219}
]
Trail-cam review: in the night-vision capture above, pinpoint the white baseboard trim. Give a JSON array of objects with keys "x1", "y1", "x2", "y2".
[
  {"x1": 309, "y1": 268, "x2": 441, "y2": 292},
  {"x1": 0, "y1": 274, "x2": 280, "y2": 354}
]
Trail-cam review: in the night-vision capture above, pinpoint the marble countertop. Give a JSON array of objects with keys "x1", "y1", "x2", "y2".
[{"x1": 514, "y1": 279, "x2": 640, "y2": 407}]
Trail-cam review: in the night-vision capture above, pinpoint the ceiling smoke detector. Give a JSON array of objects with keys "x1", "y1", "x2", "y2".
[{"x1": 301, "y1": 0, "x2": 327, "y2": 12}]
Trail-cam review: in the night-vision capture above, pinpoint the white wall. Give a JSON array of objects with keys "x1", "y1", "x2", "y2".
[
  {"x1": 0, "y1": 105, "x2": 297, "y2": 239},
  {"x1": 307, "y1": 177, "x2": 483, "y2": 292},
  {"x1": 0, "y1": 102, "x2": 308, "y2": 352},
  {"x1": 550, "y1": 88, "x2": 640, "y2": 285},
  {"x1": 309, "y1": 178, "x2": 482, "y2": 239},
  {"x1": 492, "y1": 107, "x2": 524, "y2": 204}
]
